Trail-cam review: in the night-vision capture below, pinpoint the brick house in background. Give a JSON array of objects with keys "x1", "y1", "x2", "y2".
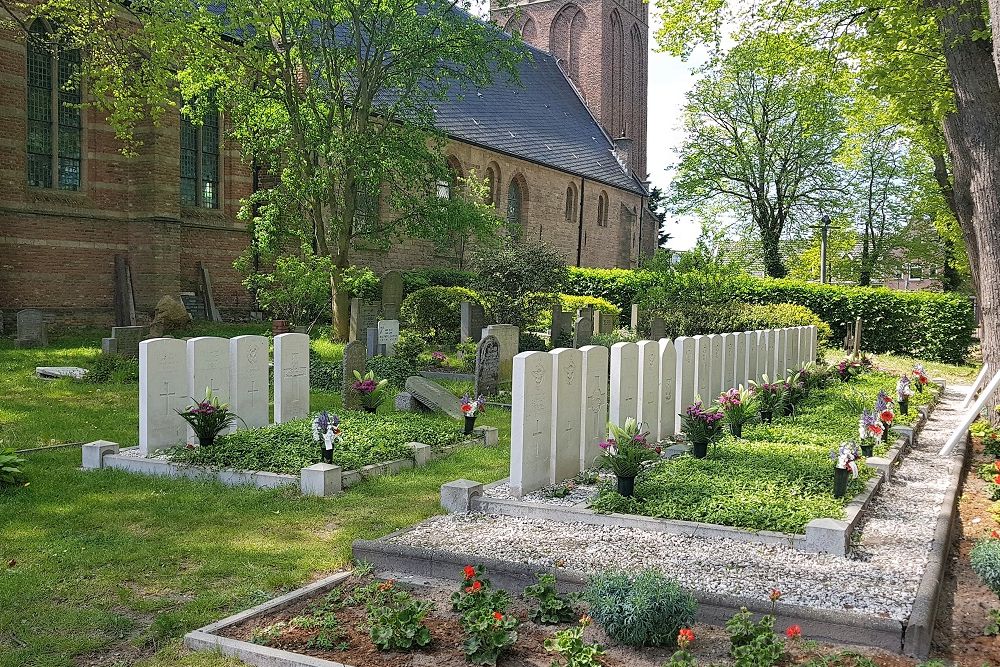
[{"x1": 0, "y1": 1, "x2": 652, "y2": 328}]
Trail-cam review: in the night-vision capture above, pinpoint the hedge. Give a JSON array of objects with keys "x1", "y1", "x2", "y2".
[
  {"x1": 534, "y1": 294, "x2": 621, "y2": 331},
  {"x1": 736, "y1": 303, "x2": 833, "y2": 347},
  {"x1": 400, "y1": 286, "x2": 481, "y2": 344}
]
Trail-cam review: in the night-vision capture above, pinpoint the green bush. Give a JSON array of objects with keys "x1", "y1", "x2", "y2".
[
  {"x1": 401, "y1": 286, "x2": 481, "y2": 344},
  {"x1": 402, "y1": 268, "x2": 476, "y2": 294},
  {"x1": 583, "y1": 570, "x2": 697, "y2": 647},
  {"x1": 534, "y1": 294, "x2": 621, "y2": 331},
  {"x1": 309, "y1": 349, "x2": 342, "y2": 391},
  {"x1": 84, "y1": 354, "x2": 140, "y2": 384},
  {"x1": 591, "y1": 327, "x2": 639, "y2": 348},
  {"x1": 472, "y1": 238, "x2": 567, "y2": 329},
  {"x1": 367, "y1": 355, "x2": 415, "y2": 390},
  {"x1": 0, "y1": 449, "x2": 28, "y2": 489},
  {"x1": 243, "y1": 254, "x2": 333, "y2": 325},
  {"x1": 394, "y1": 331, "x2": 426, "y2": 368},
  {"x1": 736, "y1": 303, "x2": 832, "y2": 347},
  {"x1": 343, "y1": 265, "x2": 380, "y2": 300},
  {"x1": 971, "y1": 538, "x2": 1000, "y2": 597},
  {"x1": 565, "y1": 267, "x2": 661, "y2": 313},
  {"x1": 639, "y1": 272, "x2": 746, "y2": 338},
  {"x1": 519, "y1": 332, "x2": 548, "y2": 352}
]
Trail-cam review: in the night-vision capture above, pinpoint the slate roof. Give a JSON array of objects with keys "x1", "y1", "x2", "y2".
[{"x1": 433, "y1": 45, "x2": 647, "y2": 195}]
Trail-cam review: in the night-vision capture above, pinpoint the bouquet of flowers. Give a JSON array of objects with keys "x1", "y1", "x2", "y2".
[
  {"x1": 461, "y1": 394, "x2": 486, "y2": 418},
  {"x1": 680, "y1": 400, "x2": 725, "y2": 444},
  {"x1": 858, "y1": 409, "x2": 882, "y2": 455},
  {"x1": 597, "y1": 417, "x2": 660, "y2": 478},
  {"x1": 749, "y1": 378, "x2": 783, "y2": 418},
  {"x1": 431, "y1": 351, "x2": 448, "y2": 368},
  {"x1": 351, "y1": 370, "x2": 389, "y2": 411},
  {"x1": 875, "y1": 390, "x2": 895, "y2": 427},
  {"x1": 718, "y1": 386, "x2": 757, "y2": 437},
  {"x1": 177, "y1": 388, "x2": 239, "y2": 445},
  {"x1": 896, "y1": 375, "x2": 914, "y2": 402},
  {"x1": 831, "y1": 441, "x2": 862, "y2": 476},
  {"x1": 913, "y1": 364, "x2": 929, "y2": 393},
  {"x1": 311, "y1": 411, "x2": 342, "y2": 462}
]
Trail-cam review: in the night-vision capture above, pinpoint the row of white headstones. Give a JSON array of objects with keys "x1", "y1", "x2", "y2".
[
  {"x1": 138, "y1": 333, "x2": 311, "y2": 456},
  {"x1": 510, "y1": 325, "x2": 820, "y2": 497}
]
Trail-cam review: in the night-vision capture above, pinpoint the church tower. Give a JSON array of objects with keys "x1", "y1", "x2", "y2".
[{"x1": 491, "y1": 0, "x2": 649, "y2": 179}]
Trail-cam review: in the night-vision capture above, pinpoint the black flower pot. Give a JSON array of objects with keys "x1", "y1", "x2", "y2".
[
  {"x1": 730, "y1": 423, "x2": 743, "y2": 439},
  {"x1": 464, "y1": 415, "x2": 477, "y2": 435},
  {"x1": 321, "y1": 448, "x2": 333, "y2": 463},
  {"x1": 781, "y1": 403, "x2": 793, "y2": 417},
  {"x1": 198, "y1": 436, "x2": 215, "y2": 447},
  {"x1": 833, "y1": 467, "x2": 851, "y2": 498},
  {"x1": 882, "y1": 424, "x2": 890, "y2": 442},
  {"x1": 363, "y1": 406, "x2": 377, "y2": 414},
  {"x1": 760, "y1": 410, "x2": 773, "y2": 424},
  {"x1": 915, "y1": 383, "x2": 924, "y2": 394},
  {"x1": 616, "y1": 475, "x2": 636, "y2": 497},
  {"x1": 692, "y1": 440, "x2": 708, "y2": 459},
  {"x1": 861, "y1": 444, "x2": 874, "y2": 457},
  {"x1": 900, "y1": 398, "x2": 909, "y2": 416}
]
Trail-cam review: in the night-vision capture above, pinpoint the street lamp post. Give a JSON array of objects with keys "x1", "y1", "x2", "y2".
[{"x1": 819, "y1": 214, "x2": 831, "y2": 283}]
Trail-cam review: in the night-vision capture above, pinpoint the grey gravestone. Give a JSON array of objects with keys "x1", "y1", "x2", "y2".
[
  {"x1": 394, "y1": 391, "x2": 427, "y2": 413},
  {"x1": 381, "y1": 271, "x2": 404, "y2": 320},
  {"x1": 460, "y1": 301, "x2": 486, "y2": 343},
  {"x1": 111, "y1": 325, "x2": 146, "y2": 359},
  {"x1": 595, "y1": 311, "x2": 616, "y2": 335},
  {"x1": 650, "y1": 317, "x2": 666, "y2": 341},
  {"x1": 16, "y1": 309, "x2": 46, "y2": 348},
  {"x1": 377, "y1": 319, "x2": 400, "y2": 356},
  {"x1": 342, "y1": 341, "x2": 367, "y2": 409},
  {"x1": 573, "y1": 315, "x2": 593, "y2": 348},
  {"x1": 475, "y1": 335, "x2": 501, "y2": 397},
  {"x1": 102, "y1": 337, "x2": 118, "y2": 356},
  {"x1": 366, "y1": 327, "x2": 379, "y2": 358},
  {"x1": 630, "y1": 304, "x2": 640, "y2": 331},
  {"x1": 350, "y1": 298, "x2": 382, "y2": 342},
  {"x1": 551, "y1": 307, "x2": 571, "y2": 344},
  {"x1": 404, "y1": 376, "x2": 465, "y2": 419},
  {"x1": 36, "y1": 366, "x2": 88, "y2": 380}
]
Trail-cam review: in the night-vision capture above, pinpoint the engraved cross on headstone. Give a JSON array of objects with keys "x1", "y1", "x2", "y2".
[
  {"x1": 159, "y1": 381, "x2": 176, "y2": 412},
  {"x1": 247, "y1": 379, "x2": 262, "y2": 408}
]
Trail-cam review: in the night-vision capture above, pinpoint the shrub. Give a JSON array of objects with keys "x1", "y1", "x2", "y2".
[
  {"x1": 524, "y1": 573, "x2": 578, "y2": 624},
  {"x1": 534, "y1": 294, "x2": 621, "y2": 330},
  {"x1": 366, "y1": 355, "x2": 415, "y2": 390},
  {"x1": 591, "y1": 327, "x2": 639, "y2": 348},
  {"x1": 472, "y1": 237, "x2": 567, "y2": 329},
  {"x1": 583, "y1": 570, "x2": 697, "y2": 647},
  {"x1": 640, "y1": 272, "x2": 747, "y2": 338},
  {"x1": 971, "y1": 537, "x2": 1000, "y2": 597},
  {"x1": 84, "y1": 353, "x2": 139, "y2": 384},
  {"x1": 726, "y1": 608, "x2": 784, "y2": 667},
  {"x1": 393, "y1": 331, "x2": 426, "y2": 368},
  {"x1": 342, "y1": 265, "x2": 380, "y2": 300},
  {"x1": 736, "y1": 303, "x2": 832, "y2": 348},
  {"x1": 309, "y1": 349, "x2": 342, "y2": 391},
  {"x1": 519, "y1": 332, "x2": 548, "y2": 352},
  {"x1": 401, "y1": 286, "x2": 481, "y2": 344},
  {"x1": 402, "y1": 268, "x2": 476, "y2": 294},
  {"x1": 366, "y1": 581, "x2": 433, "y2": 651},
  {"x1": 564, "y1": 267, "x2": 661, "y2": 313},
  {"x1": 243, "y1": 254, "x2": 333, "y2": 325},
  {"x1": 0, "y1": 449, "x2": 28, "y2": 489}
]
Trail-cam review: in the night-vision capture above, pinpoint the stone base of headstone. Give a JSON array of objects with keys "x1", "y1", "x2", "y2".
[
  {"x1": 408, "y1": 442, "x2": 432, "y2": 466},
  {"x1": 102, "y1": 337, "x2": 118, "y2": 356},
  {"x1": 474, "y1": 426, "x2": 499, "y2": 447},
  {"x1": 803, "y1": 518, "x2": 850, "y2": 556},
  {"x1": 440, "y1": 479, "x2": 483, "y2": 513},
  {"x1": 82, "y1": 440, "x2": 119, "y2": 469},
  {"x1": 300, "y1": 463, "x2": 343, "y2": 496},
  {"x1": 394, "y1": 391, "x2": 426, "y2": 413}
]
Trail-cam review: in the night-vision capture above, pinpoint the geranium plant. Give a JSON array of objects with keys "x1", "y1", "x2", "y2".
[
  {"x1": 718, "y1": 386, "x2": 757, "y2": 438},
  {"x1": 913, "y1": 364, "x2": 929, "y2": 393},
  {"x1": 543, "y1": 615, "x2": 604, "y2": 667},
  {"x1": 311, "y1": 411, "x2": 342, "y2": 463},
  {"x1": 177, "y1": 388, "x2": 239, "y2": 446},
  {"x1": 351, "y1": 370, "x2": 389, "y2": 412}
]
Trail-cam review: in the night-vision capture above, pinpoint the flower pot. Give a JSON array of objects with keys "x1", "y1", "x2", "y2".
[
  {"x1": 759, "y1": 410, "x2": 773, "y2": 424},
  {"x1": 730, "y1": 422, "x2": 743, "y2": 438},
  {"x1": 616, "y1": 475, "x2": 636, "y2": 497},
  {"x1": 881, "y1": 424, "x2": 890, "y2": 442},
  {"x1": 915, "y1": 382, "x2": 924, "y2": 394},
  {"x1": 833, "y1": 467, "x2": 851, "y2": 498},
  {"x1": 861, "y1": 444, "x2": 874, "y2": 457},
  {"x1": 363, "y1": 406, "x2": 377, "y2": 414},
  {"x1": 899, "y1": 398, "x2": 909, "y2": 416},
  {"x1": 272, "y1": 319, "x2": 290, "y2": 335},
  {"x1": 321, "y1": 448, "x2": 333, "y2": 464},
  {"x1": 464, "y1": 415, "x2": 477, "y2": 435},
  {"x1": 691, "y1": 440, "x2": 708, "y2": 459},
  {"x1": 781, "y1": 403, "x2": 793, "y2": 417},
  {"x1": 198, "y1": 436, "x2": 215, "y2": 447}
]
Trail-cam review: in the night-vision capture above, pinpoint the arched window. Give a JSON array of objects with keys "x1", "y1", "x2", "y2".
[
  {"x1": 550, "y1": 4, "x2": 587, "y2": 84},
  {"x1": 609, "y1": 10, "x2": 624, "y2": 137},
  {"x1": 504, "y1": 13, "x2": 537, "y2": 42},
  {"x1": 180, "y1": 103, "x2": 220, "y2": 208},
  {"x1": 507, "y1": 177, "x2": 525, "y2": 231},
  {"x1": 564, "y1": 182, "x2": 578, "y2": 222},
  {"x1": 27, "y1": 20, "x2": 81, "y2": 190},
  {"x1": 438, "y1": 155, "x2": 463, "y2": 199},
  {"x1": 597, "y1": 191, "x2": 609, "y2": 227},
  {"x1": 485, "y1": 163, "x2": 500, "y2": 206}
]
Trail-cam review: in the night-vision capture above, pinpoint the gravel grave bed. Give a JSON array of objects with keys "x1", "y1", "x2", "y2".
[{"x1": 390, "y1": 385, "x2": 969, "y2": 622}]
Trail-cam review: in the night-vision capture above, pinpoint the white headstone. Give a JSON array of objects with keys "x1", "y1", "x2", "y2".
[
  {"x1": 675, "y1": 336, "x2": 696, "y2": 431},
  {"x1": 580, "y1": 345, "x2": 609, "y2": 471},
  {"x1": 230, "y1": 335, "x2": 269, "y2": 429},
  {"x1": 636, "y1": 341, "x2": 660, "y2": 436},
  {"x1": 510, "y1": 351, "x2": 553, "y2": 497},
  {"x1": 809, "y1": 325, "x2": 819, "y2": 364},
  {"x1": 747, "y1": 331, "x2": 761, "y2": 384},
  {"x1": 483, "y1": 324, "x2": 519, "y2": 384},
  {"x1": 377, "y1": 319, "x2": 400, "y2": 356},
  {"x1": 788, "y1": 326, "x2": 801, "y2": 372},
  {"x1": 735, "y1": 332, "x2": 750, "y2": 388},
  {"x1": 720, "y1": 333, "x2": 737, "y2": 392},
  {"x1": 139, "y1": 338, "x2": 188, "y2": 455},
  {"x1": 708, "y1": 334, "x2": 723, "y2": 400},
  {"x1": 658, "y1": 339, "x2": 677, "y2": 440},
  {"x1": 550, "y1": 348, "x2": 584, "y2": 483},
  {"x1": 762, "y1": 329, "x2": 775, "y2": 380},
  {"x1": 609, "y1": 342, "x2": 639, "y2": 427},
  {"x1": 693, "y1": 335, "x2": 711, "y2": 402},
  {"x1": 186, "y1": 336, "x2": 231, "y2": 444},
  {"x1": 778, "y1": 328, "x2": 791, "y2": 377},
  {"x1": 274, "y1": 333, "x2": 309, "y2": 423}
]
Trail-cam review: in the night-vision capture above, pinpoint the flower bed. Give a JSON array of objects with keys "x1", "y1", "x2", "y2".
[
  {"x1": 589, "y1": 372, "x2": 938, "y2": 534},
  {"x1": 167, "y1": 410, "x2": 464, "y2": 474}
]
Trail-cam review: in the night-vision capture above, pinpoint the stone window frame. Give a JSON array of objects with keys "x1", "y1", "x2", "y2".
[
  {"x1": 564, "y1": 181, "x2": 578, "y2": 222},
  {"x1": 179, "y1": 103, "x2": 222, "y2": 209},
  {"x1": 596, "y1": 190, "x2": 609, "y2": 227},
  {"x1": 506, "y1": 173, "x2": 528, "y2": 234}
]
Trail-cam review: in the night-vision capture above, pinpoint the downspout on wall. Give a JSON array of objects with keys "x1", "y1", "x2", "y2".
[{"x1": 576, "y1": 177, "x2": 586, "y2": 267}]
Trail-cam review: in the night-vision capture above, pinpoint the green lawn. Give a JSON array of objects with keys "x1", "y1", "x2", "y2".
[{"x1": 0, "y1": 333, "x2": 511, "y2": 667}]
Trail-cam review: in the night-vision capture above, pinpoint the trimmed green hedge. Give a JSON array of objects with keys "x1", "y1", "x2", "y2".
[{"x1": 401, "y1": 286, "x2": 481, "y2": 344}]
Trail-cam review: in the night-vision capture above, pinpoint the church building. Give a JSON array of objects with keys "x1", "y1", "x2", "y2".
[{"x1": 0, "y1": 0, "x2": 653, "y2": 327}]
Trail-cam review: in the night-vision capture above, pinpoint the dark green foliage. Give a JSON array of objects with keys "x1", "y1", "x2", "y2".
[
  {"x1": 726, "y1": 608, "x2": 784, "y2": 667},
  {"x1": 393, "y1": 331, "x2": 426, "y2": 368},
  {"x1": 971, "y1": 538, "x2": 1000, "y2": 597},
  {"x1": 366, "y1": 584, "x2": 433, "y2": 651},
  {"x1": 461, "y1": 608, "x2": 520, "y2": 666},
  {"x1": 518, "y1": 332, "x2": 548, "y2": 352},
  {"x1": 343, "y1": 266, "x2": 380, "y2": 300},
  {"x1": 564, "y1": 267, "x2": 660, "y2": 313},
  {"x1": 310, "y1": 349, "x2": 342, "y2": 391},
  {"x1": 402, "y1": 268, "x2": 476, "y2": 294},
  {"x1": 583, "y1": 570, "x2": 697, "y2": 647},
  {"x1": 83, "y1": 354, "x2": 139, "y2": 384},
  {"x1": 401, "y1": 286, "x2": 481, "y2": 344},
  {"x1": 524, "y1": 573, "x2": 578, "y2": 624},
  {"x1": 471, "y1": 237, "x2": 567, "y2": 329},
  {"x1": 0, "y1": 449, "x2": 28, "y2": 488},
  {"x1": 168, "y1": 411, "x2": 461, "y2": 473},
  {"x1": 366, "y1": 355, "x2": 415, "y2": 390},
  {"x1": 736, "y1": 303, "x2": 832, "y2": 347},
  {"x1": 640, "y1": 271, "x2": 746, "y2": 338}
]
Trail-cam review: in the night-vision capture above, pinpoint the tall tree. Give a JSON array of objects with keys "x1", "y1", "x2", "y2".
[
  {"x1": 648, "y1": 185, "x2": 671, "y2": 247},
  {"x1": 11, "y1": 0, "x2": 523, "y2": 339},
  {"x1": 668, "y1": 34, "x2": 846, "y2": 277}
]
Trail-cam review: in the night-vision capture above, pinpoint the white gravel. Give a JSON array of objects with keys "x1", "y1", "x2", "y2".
[{"x1": 390, "y1": 385, "x2": 969, "y2": 621}]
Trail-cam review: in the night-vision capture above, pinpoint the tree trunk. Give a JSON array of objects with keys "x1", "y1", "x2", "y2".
[
  {"x1": 758, "y1": 224, "x2": 786, "y2": 278},
  {"x1": 331, "y1": 268, "x2": 350, "y2": 342},
  {"x1": 932, "y1": 0, "x2": 1000, "y2": 417}
]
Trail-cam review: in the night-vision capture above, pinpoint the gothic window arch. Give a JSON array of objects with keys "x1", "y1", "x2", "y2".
[
  {"x1": 507, "y1": 175, "x2": 527, "y2": 233},
  {"x1": 504, "y1": 12, "x2": 537, "y2": 42},
  {"x1": 628, "y1": 24, "x2": 643, "y2": 140},
  {"x1": 438, "y1": 155, "x2": 463, "y2": 199},
  {"x1": 564, "y1": 182, "x2": 578, "y2": 222},
  {"x1": 485, "y1": 161, "x2": 501, "y2": 207},
  {"x1": 597, "y1": 190, "x2": 609, "y2": 227},
  {"x1": 26, "y1": 19, "x2": 81, "y2": 190},
  {"x1": 550, "y1": 4, "x2": 587, "y2": 85},
  {"x1": 609, "y1": 10, "x2": 624, "y2": 138},
  {"x1": 180, "y1": 102, "x2": 220, "y2": 208}
]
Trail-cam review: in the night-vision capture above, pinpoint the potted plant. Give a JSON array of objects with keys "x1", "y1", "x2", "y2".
[
  {"x1": 750, "y1": 377, "x2": 781, "y2": 423},
  {"x1": 311, "y1": 411, "x2": 342, "y2": 463},
  {"x1": 830, "y1": 441, "x2": 861, "y2": 498},
  {"x1": 430, "y1": 351, "x2": 448, "y2": 368},
  {"x1": 352, "y1": 370, "x2": 389, "y2": 413},
  {"x1": 913, "y1": 364, "x2": 929, "y2": 393},
  {"x1": 876, "y1": 390, "x2": 895, "y2": 442},
  {"x1": 679, "y1": 400, "x2": 724, "y2": 458},
  {"x1": 896, "y1": 375, "x2": 914, "y2": 416},
  {"x1": 858, "y1": 409, "x2": 882, "y2": 457},
  {"x1": 718, "y1": 386, "x2": 756, "y2": 438},
  {"x1": 460, "y1": 394, "x2": 486, "y2": 435},
  {"x1": 597, "y1": 417, "x2": 660, "y2": 497},
  {"x1": 176, "y1": 388, "x2": 239, "y2": 446}
]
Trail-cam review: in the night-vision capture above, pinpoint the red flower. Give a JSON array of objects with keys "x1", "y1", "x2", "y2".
[
  {"x1": 919, "y1": 376, "x2": 928, "y2": 384},
  {"x1": 677, "y1": 628, "x2": 695, "y2": 648},
  {"x1": 493, "y1": 611, "x2": 503, "y2": 621},
  {"x1": 868, "y1": 423, "x2": 883, "y2": 436},
  {"x1": 993, "y1": 474, "x2": 1000, "y2": 485},
  {"x1": 992, "y1": 530, "x2": 999, "y2": 539},
  {"x1": 461, "y1": 404, "x2": 472, "y2": 413},
  {"x1": 880, "y1": 410, "x2": 894, "y2": 423},
  {"x1": 463, "y1": 565, "x2": 475, "y2": 580},
  {"x1": 465, "y1": 580, "x2": 483, "y2": 594},
  {"x1": 785, "y1": 625, "x2": 802, "y2": 639},
  {"x1": 994, "y1": 461, "x2": 1000, "y2": 472},
  {"x1": 769, "y1": 588, "x2": 782, "y2": 602}
]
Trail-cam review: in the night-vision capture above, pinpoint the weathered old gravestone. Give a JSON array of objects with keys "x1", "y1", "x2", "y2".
[
  {"x1": 510, "y1": 351, "x2": 553, "y2": 497},
  {"x1": 550, "y1": 347, "x2": 583, "y2": 483},
  {"x1": 36, "y1": 366, "x2": 88, "y2": 380},
  {"x1": 139, "y1": 337, "x2": 189, "y2": 455},
  {"x1": 630, "y1": 304, "x2": 640, "y2": 332},
  {"x1": 350, "y1": 298, "x2": 382, "y2": 343},
  {"x1": 274, "y1": 333, "x2": 310, "y2": 423},
  {"x1": 594, "y1": 310, "x2": 616, "y2": 335},
  {"x1": 405, "y1": 376, "x2": 464, "y2": 419},
  {"x1": 380, "y1": 271, "x2": 404, "y2": 320},
  {"x1": 111, "y1": 325, "x2": 146, "y2": 359},
  {"x1": 675, "y1": 336, "x2": 696, "y2": 425},
  {"x1": 186, "y1": 336, "x2": 231, "y2": 443},
  {"x1": 580, "y1": 345, "x2": 609, "y2": 469},
  {"x1": 650, "y1": 317, "x2": 666, "y2": 341},
  {"x1": 636, "y1": 340, "x2": 659, "y2": 436},
  {"x1": 474, "y1": 335, "x2": 501, "y2": 397},
  {"x1": 16, "y1": 309, "x2": 46, "y2": 348},
  {"x1": 658, "y1": 339, "x2": 678, "y2": 440},
  {"x1": 609, "y1": 342, "x2": 639, "y2": 426},
  {"x1": 230, "y1": 335, "x2": 270, "y2": 429},
  {"x1": 460, "y1": 301, "x2": 486, "y2": 343},
  {"x1": 483, "y1": 324, "x2": 518, "y2": 384},
  {"x1": 693, "y1": 335, "x2": 711, "y2": 402},
  {"x1": 572, "y1": 314, "x2": 593, "y2": 348},
  {"x1": 377, "y1": 319, "x2": 400, "y2": 356},
  {"x1": 550, "y1": 307, "x2": 571, "y2": 344},
  {"x1": 342, "y1": 341, "x2": 367, "y2": 410},
  {"x1": 366, "y1": 327, "x2": 379, "y2": 358},
  {"x1": 102, "y1": 337, "x2": 117, "y2": 356}
]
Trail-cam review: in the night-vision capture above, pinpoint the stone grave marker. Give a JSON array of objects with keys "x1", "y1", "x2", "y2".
[
  {"x1": 510, "y1": 351, "x2": 553, "y2": 497},
  {"x1": 609, "y1": 342, "x2": 639, "y2": 426},
  {"x1": 776, "y1": 328, "x2": 789, "y2": 377},
  {"x1": 350, "y1": 298, "x2": 381, "y2": 342},
  {"x1": 460, "y1": 301, "x2": 486, "y2": 343},
  {"x1": 551, "y1": 307, "x2": 569, "y2": 344},
  {"x1": 474, "y1": 335, "x2": 501, "y2": 397},
  {"x1": 808, "y1": 325, "x2": 818, "y2": 364},
  {"x1": 102, "y1": 337, "x2": 117, "y2": 356},
  {"x1": 593, "y1": 310, "x2": 614, "y2": 335},
  {"x1": 139, "y1": 338, "x2": 188, "y2": 455},
  {"x1": 720, "y1": 332, "x2": 737, "y2": 392},
  {"x1": 405, "y1": 376, "x2": 465, "y2": 419},
  {"x1": 36, "y1": 366, "x2": 87, "y2": 380},
  {"x1": 550, "y1": 348, "x2": 584, "y2": 483},
  {"x1": 788, "y1": 326, "x2": 801, "y2": 371},
  {"x1": 745, "y1": 331, "x2": 758, "y2": 385},
  {"x1": 377, "y1": 319, "x2": 400, "y2": 356},
  {"x1": 112, "y1": 325, "x2": 146, "y2": 359},
  {"x1": 650, "y1": 317, "x2": 666, "y2": 341},
  {"x1": 187, "y1": 336, "x2": 231, "y2": 443},
  {"x1": 230, "y1": 335, "x2": 270, "y2": 429},
  {"x1": 16, "y1": 309, "x2": 46, "y2": 348},
  {"x1": 366, "y1": 327, "x2": 379, "y2": 357},
  {"x1": 630, "y1": 304, "x2": 640, "y2": 332},
  {"x1": 579, "y1": 345, "x2": 609, "y2": 470},
  {"x1": 483, "y1": 324, "x2": 518, "y2": 384},
  {"x1": 658, "y1": 339, "x2": 677, "y2": 440},
  {"x1": 735, "y1": 332, "x2": 749, "y2": 388},
  {"x1": 380, "y1": 271, "x2": 404, "y2": 320},
  {"x1": 760, "y1": 329, "x2": 775, "y2": 379},
  {"x1": 274, "y1": 333, "x2": 309, "y2": 423},
  {"x1": 572, "y1": 314, "x2": 593, "y2": 348},
  {"x1": 708, "y1": 334, "x2": 723, "y2": 399},
  {"x1": 636, "y1": 340, "x2": 660, "y2": 436},
  {"x1": 693, "y1": 335, "x2": 711, "y2": 402},
  {"x1": 675, "y1": 336, "x2": 696, "y2": 426},
  {"x1": 342, "y1": 341, "x2": 367, "y2": 410}
]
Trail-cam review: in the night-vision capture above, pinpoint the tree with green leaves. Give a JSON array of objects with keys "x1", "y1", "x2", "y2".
[
  {"x1": 647, "y1": 185, "x2": 671, "y2": 247},
  {"x1": 7, "y1": 0, "x2": 524, "y2": 339}
]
